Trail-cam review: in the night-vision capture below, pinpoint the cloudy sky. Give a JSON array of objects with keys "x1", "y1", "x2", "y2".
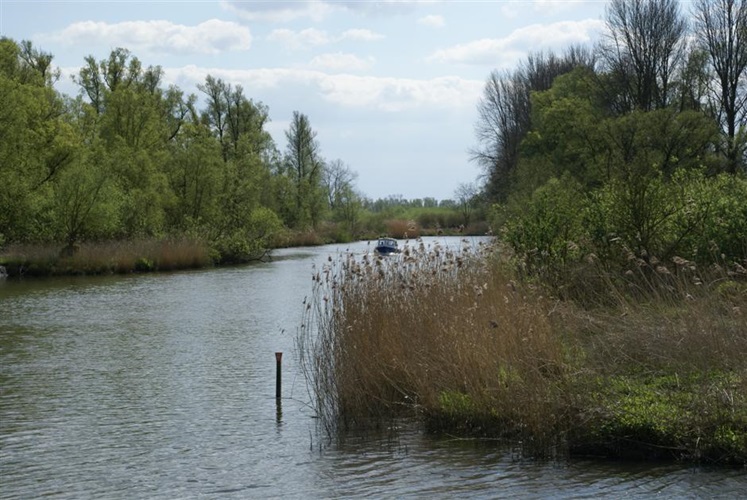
[{"x1": 0, "y1": 0, "x2": 607, "y2": 201}]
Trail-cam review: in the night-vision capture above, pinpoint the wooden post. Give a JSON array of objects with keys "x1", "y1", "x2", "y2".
[{"x1": 275, "y1": 352, "x2": 282, "y2": 399}]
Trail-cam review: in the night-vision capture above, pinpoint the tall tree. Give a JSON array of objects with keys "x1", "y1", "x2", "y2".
[
  {"x1": 600, "y1": 0, "x2": 687, "y2": 112},
  {"x1": 0, "y1": 38, "x2": 75, "y2": 243},
  {"x1": 283, "y1": 111, "x2": 325, "y2": 228},
  {"x1": 472, "y1": 69, "x2": 528, "y2": 203},
  {"x1": 198, "y1": 75, "x2": 230, "y2": 162},
  {"x1": 72, "y1": 49, "x2": 195, "y2": 237},
  {"x1": 693, "y1": 0, "x2": 747, "y2": 173}
]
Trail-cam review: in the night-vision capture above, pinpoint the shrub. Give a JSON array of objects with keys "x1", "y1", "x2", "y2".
[{"x1": 503, "y1": 174, "x2": 587, "y2": 288}]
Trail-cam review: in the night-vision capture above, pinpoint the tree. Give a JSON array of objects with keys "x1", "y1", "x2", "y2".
[
  {"x1": 0, "y1": 38, "x2": 75, "y2": 243},
  {"x1": 519, "y1": 67, "x2": 608, "y2": 192},
  {"x1": 322, "y1": 159, "x2": 357, "y2": 210},
  {"x1": 693, "y1": 0, "x2": 747, "y2": 173},
  {"x1": 322, "y1": 159, "x2": 361, "y2": 233},
  {"x1": 164, "y1": 119, "x2": 223, "y2": 229},
  {"x1": 283, "y1": 111, "x2": 325, "y2": 228},
  {"x1": 198, "y1": 75, "x2": 273, "y2": 164},
  {"x1": 51, "y1": 142, "x2": 121, "y2": 251},
  {"x1": 471, "y1": 69, "x2": 528, "y2": 203},
  {"x1": 454, "y1": 182, "x2": 479, "y2": 226},
  {"x1": 600, "y1": 0, "x2": 687, "y2": 112},
  {"x1": 472, "y1": 48, "x2": 596, "y2": 202},
  {"x1": 71, "y1": 49, "x2": 200, "y2": 238}
]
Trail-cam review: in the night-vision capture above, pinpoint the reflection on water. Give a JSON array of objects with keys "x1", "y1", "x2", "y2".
[{"x1": 1, "y1": 237, "x2": 746, "y2": 498}]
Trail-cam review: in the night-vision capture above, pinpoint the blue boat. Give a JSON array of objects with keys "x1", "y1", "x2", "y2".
[{"x1": 374, "y1": 237, "x2": 400, "y2": 255}]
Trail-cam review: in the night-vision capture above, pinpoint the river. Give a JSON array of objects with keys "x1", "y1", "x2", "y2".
[{"x1": 1, "y1": 237, "x2": 745, "y2": 499}]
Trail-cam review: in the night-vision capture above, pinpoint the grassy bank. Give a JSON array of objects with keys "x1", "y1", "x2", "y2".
[{"x1": 298, "y1": 239, "x2": 747, "y2": 464}]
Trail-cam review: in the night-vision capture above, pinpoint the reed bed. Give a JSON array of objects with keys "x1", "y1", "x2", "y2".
[
  {"x1": 298, "y1": 239, "x2": 568, "y2": 445},
  {"x1": 298, "y1": 241, "x2": 747, "y2": 463},
  {"x1": 1, "y1": 237, "x2": 212, "y2": 276}
]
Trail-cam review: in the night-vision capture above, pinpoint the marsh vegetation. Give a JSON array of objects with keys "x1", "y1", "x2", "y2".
[{"x1": 298, "y1": 239, "x2": 747, "y2": 464}]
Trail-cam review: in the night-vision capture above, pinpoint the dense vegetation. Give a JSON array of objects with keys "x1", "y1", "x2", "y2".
[
  {"x1": 473, "y1": 0, "x2": 747, "y2": 282},
  {"x1": 300, "y1": 240, "x2": 747, "y2": 464},
  {"x1": 0, "y1": 37, "x2": 484, "y2": 275},
  {"x1": 299, "y1": 0, "x2": 747, "y2": 464}
]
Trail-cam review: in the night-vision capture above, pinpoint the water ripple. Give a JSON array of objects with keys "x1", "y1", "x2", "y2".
[{"x1": 2, "y1": 239, "x2": 747, "y2": 498}]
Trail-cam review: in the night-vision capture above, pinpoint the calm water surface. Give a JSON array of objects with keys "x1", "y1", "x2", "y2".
[{"x1": 1, "y1": 237, "x2": 746, "y2": 498}]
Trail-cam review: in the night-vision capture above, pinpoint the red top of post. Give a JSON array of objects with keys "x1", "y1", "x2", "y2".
[{"x1": 275, "y1": 352, "x2": 283, "y2": 362}]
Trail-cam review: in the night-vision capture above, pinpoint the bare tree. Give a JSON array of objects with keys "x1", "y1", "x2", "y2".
[
  {"x1": 322, "y1": 159, "x2": 358, "y2": 210},
  {"x1": 693, "y1": 0, "x2": 747, "y2": 173},
  {"x1": 600, "y1": 0, "x2": 687, "y2": 112},
  {"x1": 454, "y1": 182, "x2": 479, "y2": 226},
  {"x1": 471, "y1": 69, "x2": 528, "y2": 203},
  {"x1": 471, "y1": 47, "x2": 595, "y2": 202}
]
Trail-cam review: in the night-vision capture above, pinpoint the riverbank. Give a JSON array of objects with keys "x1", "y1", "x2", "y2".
[
  {"x1": 299, "y1": 239, "x2": 747, "y2": 465},
  {"x1": 0, "y1": 238, "x2": 215, "y2": 278},
  {"x1": 0, "y1": 222, "x2": 484, "y2": 278}
]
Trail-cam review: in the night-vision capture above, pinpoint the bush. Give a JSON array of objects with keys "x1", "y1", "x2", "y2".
[{"x1": 503, "y1": 174, "x2": 587, "y2": 287}]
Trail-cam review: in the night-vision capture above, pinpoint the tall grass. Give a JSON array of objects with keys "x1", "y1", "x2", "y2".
[
  {"x1": 298, "y1": 239, "x2": 566, "y2": 441},
  {"x1": 298, "y1": 240, "x2": 747, "y2": 462}
]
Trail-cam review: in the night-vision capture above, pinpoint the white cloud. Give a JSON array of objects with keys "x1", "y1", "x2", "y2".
[
  {"x1": 338, "y1": 0, "x2": 432, "y2": 16},
  {"x1": 427, "y1": 19, "x2": 605, "y2": 67},
  {"x1": 267, "y1": 27, "x2": 384, "y2": 50},
  {"x1": 341, "y1": 29, "x2": 385, "y2": 42},
  {"x1": 166, "y1": 65, "x2": 482, "y2": 113},
  {"x1": 317, "y1": 74, "x2": 482, "y2": 112},
  {"x1": 221, "y1": 0, "x2": 427, "y2": 21},
  {"x1": 267, "y1": 28, "x2": 332, "y2": 50},
  {"x1": 221, "y1": 0, "x2": 335, "y2": 22},
  {"x1": 309, "y1": 52, "x2": 375, "y2": 72},
  {"x1": 532, "y1": 0, "x2": 578, "y2": 15},
  {"x1": 418, "y1": 15, "x2": 445, "y2": 28},
  {"x1": 43, "y1": 19, "x2": 252, "y2": 55}
]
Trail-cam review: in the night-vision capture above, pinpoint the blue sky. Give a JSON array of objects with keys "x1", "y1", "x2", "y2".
[{"x1": 0, "y1": 0, "x2": 607, "y2": 201}]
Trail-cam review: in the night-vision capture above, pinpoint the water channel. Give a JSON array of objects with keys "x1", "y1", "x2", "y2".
[{"x1": 1, "y1": 237, "x2": 746, "y2": 498}]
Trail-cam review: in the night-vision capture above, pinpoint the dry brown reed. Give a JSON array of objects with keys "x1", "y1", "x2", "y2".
[
  {"x1": 298, "y1": 241, "x2": 747, "y2": 462},
  {"x1": 298, "y1": 238, "x2": 569, "y2": 445},
  {"x1": 384, "y1": 219, "x2": 420, "y2": 239},
  {"x1": 1, "y1": 238, "x2": 212, "y2": 276}
]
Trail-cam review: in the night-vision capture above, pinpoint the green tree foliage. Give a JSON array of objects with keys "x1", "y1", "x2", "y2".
[
  {"x1": 193, "y1": 76, "x2": 279, "y2": 261},
  {"x1": 504, "y1": 175, "x2": 586, "y2": 286},
  {"x1": 478, "y1": 0, "x2": 747, "y2": 279},
  {"x1": 51, "y1": 142, "x2": 122, "y2": 250},
  {"x1": 0, "y1": 38, "x2": 312, "y2": 262},
  {"x1": 0, "y1": 38, "x2": 75, "y2": 243},
  {"x1": 0, "y1": 37, "x2": 432, "y2": 260},
  {"x1": 164, "y1": 120, "x2": 223, "y2": 230}
]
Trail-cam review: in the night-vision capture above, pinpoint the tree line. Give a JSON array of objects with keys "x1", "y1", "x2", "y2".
[
  {"x1": 472, "y1": 0, "x2": 747, "y2": 281},
  {"x1": 0, "y1": 39, "x2": 365, "y2": 262}
]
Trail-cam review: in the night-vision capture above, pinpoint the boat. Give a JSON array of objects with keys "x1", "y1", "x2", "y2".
[{"x1": 374, "y1": 237, "x2": 401, "y2": 256}]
